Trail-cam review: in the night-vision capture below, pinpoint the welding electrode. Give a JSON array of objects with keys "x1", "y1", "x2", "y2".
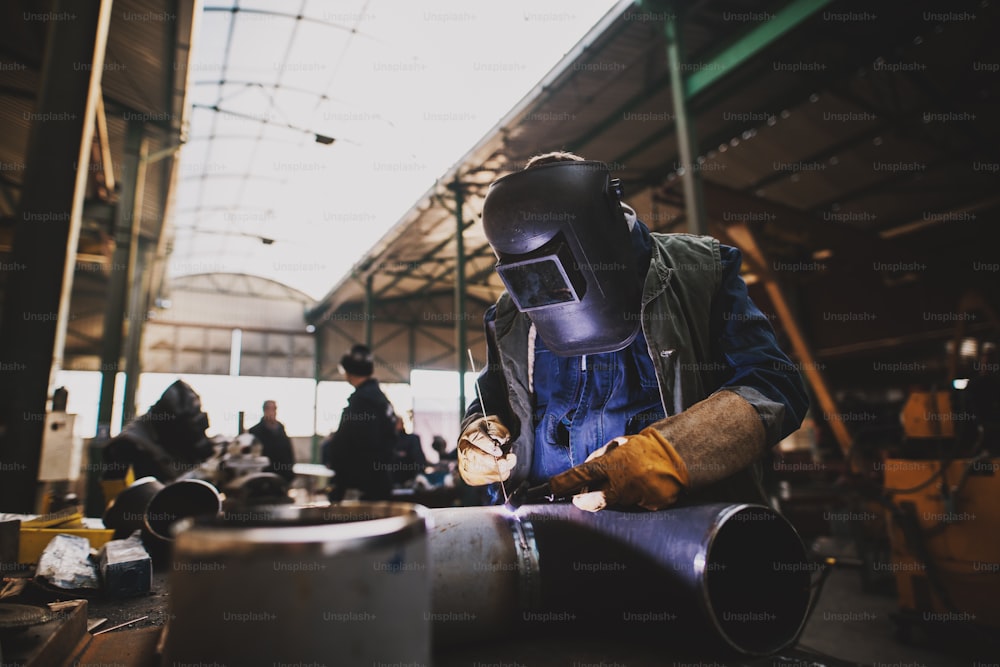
[{"x1": 468, "y1": 349, "x2": 509, "y2": 504}]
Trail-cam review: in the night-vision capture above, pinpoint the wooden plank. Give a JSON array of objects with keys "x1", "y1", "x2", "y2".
[{"x1": 72, "y1": 625, "x2": 161, "y2": 667}]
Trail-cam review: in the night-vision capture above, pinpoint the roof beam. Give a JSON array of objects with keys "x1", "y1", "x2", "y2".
[
  {"x1": 202, "y1": 6, "x2": 377, "y2": 39},
  {"x1": 570, "y1": 0, "x2": 832, "y2": 159},
  {"x1": 684, "y1": 0, "x2": 834, "y2": 98},
  {"x1": 725, "y1": 223, "x2": 853, "y2": 463}
]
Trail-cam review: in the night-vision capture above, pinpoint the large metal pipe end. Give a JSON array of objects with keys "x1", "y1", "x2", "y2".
[
  {"x1": 144, "y1": 478, "x2": 222, "y2": 541},
  {"x1": 698, "y1": 504, "x2": 812, "y2": 655},
  {"x1": 523, "y1": 503, "x2": 812, "y2": 656},
  {"x1": 101, "y1": 476, "x2": 164, "y2": 539},
  {"x1": 163, "y1": 502, "x2": 431, "y2": 667}
]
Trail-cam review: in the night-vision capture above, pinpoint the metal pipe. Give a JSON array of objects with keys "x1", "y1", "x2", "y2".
[
  {"x1": 102, "y1": 477, "x2": 222, "y2": 569},
  {"x1": 164, "y1": 503, "x2": 430, "y2": 667},
  {"x1": 428, "y1": 503, "x2": 811, "y2": 657},
  {"x1": 162, "y1": 501, "x2": 809, "y2": 658},
  {"x1": 144, "y1": 478, "x2": 222, "y2": 541},
  {"x1": 102, "y1": 477, "x2": 165, "y2": 539}
]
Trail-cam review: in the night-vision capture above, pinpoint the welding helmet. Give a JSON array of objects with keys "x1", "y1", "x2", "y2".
[
  {"x1": 149, "y1": 380, "x2": 213, "y2": 461},
  {"x1": 482, "y1": 160, "x2": 640, "y2": 356}
]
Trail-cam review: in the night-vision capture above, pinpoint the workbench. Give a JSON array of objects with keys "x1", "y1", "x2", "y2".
[{"x1": 2, "y1": 572, "x2": 862, "y2": 667}]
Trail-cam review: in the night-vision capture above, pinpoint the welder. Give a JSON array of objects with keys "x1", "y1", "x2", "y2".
[
  {"x1": 458, "y1": 152, "x2": 809, "y2": 511},
  {"x1": 100, "y1": 379, "x2": 215, "y2": 500}
]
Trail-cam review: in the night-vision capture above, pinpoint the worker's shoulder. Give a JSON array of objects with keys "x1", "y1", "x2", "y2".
[
  {"x1": 649, "y1": 231, "x2": 719, "y2": 249},
  {"x1": 648, "y1": 232, "x2": 722, "y2": 265},
  {"x1": 349, "y1": 384, "x2": 392, "y2": 410}
]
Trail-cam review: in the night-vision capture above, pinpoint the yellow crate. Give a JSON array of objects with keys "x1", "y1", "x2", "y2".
[
  {"x1": 18, "y1": 527, "x2": 115, "y2": 564},
  {"x1": 22, "y1": 509, "x2": 83, "y2": 528}
]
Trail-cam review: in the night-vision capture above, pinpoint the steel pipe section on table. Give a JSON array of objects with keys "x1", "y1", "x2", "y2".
[
  {"x1": 164, "y1": 503, "x2": 431, "y2": 667},
  {"x1": 163, "y1": 501, "x2": 809, "y2": 663},
  {"x1": 428, "y1": 503, "x2": 811, "y2": 656}
]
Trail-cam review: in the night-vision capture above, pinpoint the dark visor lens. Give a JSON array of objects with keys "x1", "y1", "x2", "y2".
[{"x1": 496, "y1": 238, "x2": 585, "y2": 311}]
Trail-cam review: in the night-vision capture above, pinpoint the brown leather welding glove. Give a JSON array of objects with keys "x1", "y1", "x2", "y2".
[
  {"x1": 457, "y1": 416, "x2": 516, "y2": 486},
  {"x1": 548, "y1": 428, "x2": 690, "y2": 512}
]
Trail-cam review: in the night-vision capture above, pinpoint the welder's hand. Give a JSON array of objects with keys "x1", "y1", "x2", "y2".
[
  {"x1": 566, "y1": 437, "x2": 627, "y2": 512},
  {"x1": 548, "y1": 428, "x2": 690, "y2": 512},
  {"x1": 457, "y1": 416, "x2": 516, "y2": 486}
]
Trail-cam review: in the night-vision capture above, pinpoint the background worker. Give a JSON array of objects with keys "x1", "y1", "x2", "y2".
[
  {"x1": 391, "y1": 416, "x2": 426, "y2": 486},
  {"x1": 248, "y1": 400, "x2": 296, "y2": 483},
  {"x1": 323, "y1": 344, "x2": 397, "y2": 501}
]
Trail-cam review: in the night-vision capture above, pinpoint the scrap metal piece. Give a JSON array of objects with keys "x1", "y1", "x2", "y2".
[{"x1": 0, "y1": 604, "x2": 54, "y2": 631}]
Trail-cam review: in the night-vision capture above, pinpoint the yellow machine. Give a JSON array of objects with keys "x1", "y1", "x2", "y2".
[
  {"x1": 900, "y1": 390, "x2": 955, "y2": 439},
  {"x1": 883, "y1": 456, "x2": 1000, "y2": 629},
  {"x1": 879, "y1": 310, "x2": 1000, "y2": 636}
]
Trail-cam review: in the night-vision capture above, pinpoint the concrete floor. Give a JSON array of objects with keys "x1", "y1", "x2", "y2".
[{"x1": 797, "y1": 565, "x2": 995, "y2": 667}]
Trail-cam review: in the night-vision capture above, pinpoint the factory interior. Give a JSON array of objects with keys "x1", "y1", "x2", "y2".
[{"x1": 0, "y1": 0, "x2": 998, "y2": 665}]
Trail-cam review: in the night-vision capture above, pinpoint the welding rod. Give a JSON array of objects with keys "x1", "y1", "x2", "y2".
[{"x1": 467, "y1": 349, "x2": 509, "y2": 504}]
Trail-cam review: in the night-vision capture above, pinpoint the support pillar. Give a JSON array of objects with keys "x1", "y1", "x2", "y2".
[
  {"x1": 452, "y1": 180, "x2": 467, "y2": 416},
  {"x1": 121, "y1": 243, "x2": 152, "y2": 424},
  {"x1": 96, "y1": 120, "x2": 145, "y2": 432},
  {"x1": 312, "y1": 326, "x2": 323, "y2": 463},
  {"x1": 365, "y1": 273, "x2": 374, "y2": 350},
  {"x1": 663, "y1": 7, "x2": 708, "y2": 236}
]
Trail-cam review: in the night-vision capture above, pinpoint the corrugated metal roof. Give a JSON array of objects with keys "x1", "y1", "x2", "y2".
[
  {"x1": 309, "y1": 0, "x2": 1000, "y2": 384},
  {"x1": 0, "y1": 0, "x2": 198, "y2": 368}
]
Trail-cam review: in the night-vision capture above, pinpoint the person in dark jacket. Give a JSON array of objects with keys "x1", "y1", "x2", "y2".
[
  {"x1": 458, "y1": 152, "x2": 810, "y2": 512},
  {"x1": 248, "y1": 400, "x2": 296, "y2": 483},
  {"x1": 391, "y1": 416, "x2": 426, "y2": 485},
  {"x1": 101, "y1": 380, "x2": 215, "y2": 497},
  {"x1": 324, "y1": 344, "x2": 397, "y2": 501}
]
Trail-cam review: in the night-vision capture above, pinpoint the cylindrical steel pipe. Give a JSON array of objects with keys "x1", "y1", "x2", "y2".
[
  {"x1": 102, "y1": 477, "x2": 222, "y2": 566},
  {"x1": 144, "y1": 478, "x2": 222, "y2": 541},
  {"x1": 428, "y1": 503, "x2": 811, "y2": 656},
  {"x1": 102, "y1": 476, "x2": 164, "y2": 539},
  {"x1": 164, "y1": 503, "x2": 431, "y2": 667}
]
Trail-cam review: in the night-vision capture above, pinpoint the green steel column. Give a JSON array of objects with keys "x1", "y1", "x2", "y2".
[
  {"x1": 312, "y1": 325, "x2": 322, "y2": 463},
  {"x1": 408, "y1": 325, "x2": 416, "y2": 372},
  {"x1": 453, "y1": 180, "x2": 467, "y2": 416},
  {"x1": 664, "y1": 8, "x2": 708, "y2": 236},
  {"x1": 121, "y1": 243, "x2": 152, "y2": 424},
  {"x1": 0, "y1": 0, "x2": 114, "y2": 513},
  {"x1": 365, "y1": 273, "x2": 374, "y2": 350},
  {"x1": 119, "y1": 130, "x2": 150, "y2": 426},
  {"x1": 97, "y1": 120, "x2": 145, "y2": 431}
]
